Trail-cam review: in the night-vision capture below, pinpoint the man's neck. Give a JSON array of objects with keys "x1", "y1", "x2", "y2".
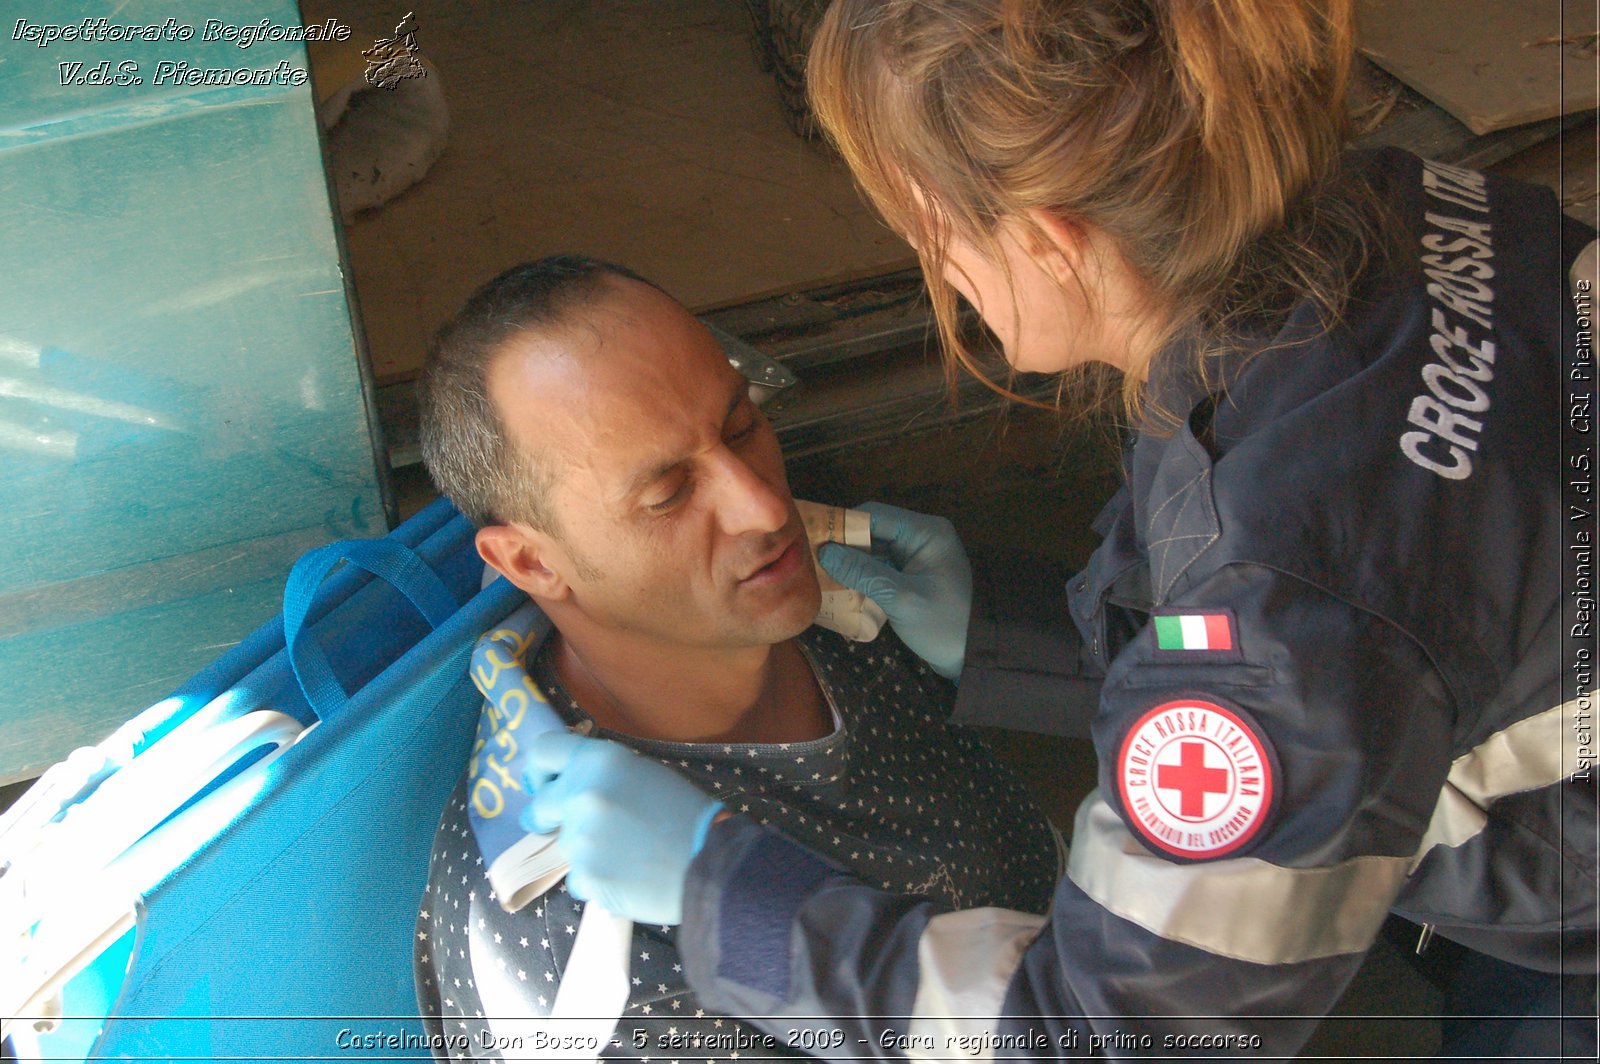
[{"x1": 549, "y1": 629, "x2": 829, "y2": 745}]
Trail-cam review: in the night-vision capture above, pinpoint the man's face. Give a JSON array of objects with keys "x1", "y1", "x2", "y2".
[{"x1": 487, "y1": 278, "x2": 821, "y2": 649}]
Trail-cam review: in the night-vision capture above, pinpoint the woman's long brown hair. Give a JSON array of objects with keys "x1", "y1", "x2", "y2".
[{"x1": 808, "y1": 0, "x2": 1389, "y2": 424}]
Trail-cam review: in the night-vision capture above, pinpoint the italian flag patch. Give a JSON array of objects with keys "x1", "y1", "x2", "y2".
[{"x1": 1150, "y1": 608, "x2": 1241, "y2": 661}]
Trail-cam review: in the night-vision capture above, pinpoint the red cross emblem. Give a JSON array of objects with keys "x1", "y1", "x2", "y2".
[
  {"x1": 1117, "y1": 697, "x2": 1276, "y2": 859},
  {"x1": 1158, "y1": 741, "x2": 1230, "y2": 818}
]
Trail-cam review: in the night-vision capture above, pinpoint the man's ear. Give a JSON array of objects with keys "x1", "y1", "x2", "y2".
[{"x1": 475, "y1": 523, "x2": 571, "y2": 600}]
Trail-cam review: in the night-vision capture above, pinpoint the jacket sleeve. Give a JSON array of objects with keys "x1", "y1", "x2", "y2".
[
  {"x1": 678, "y1": 565, "x2": 1456, "y2": 1060},
  {"x1": 952, "y1": 547, "x2": 1104, "y2": 738}
]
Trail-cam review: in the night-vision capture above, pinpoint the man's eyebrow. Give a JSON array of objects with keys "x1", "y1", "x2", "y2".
[{"x1": 620, "y1": 383, "x2": 747, "y2": 500}]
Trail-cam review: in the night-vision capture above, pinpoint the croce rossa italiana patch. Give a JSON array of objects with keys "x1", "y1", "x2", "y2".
[{"x1": 1116, "y1": 695, "x2": 1278, "y2": 859}]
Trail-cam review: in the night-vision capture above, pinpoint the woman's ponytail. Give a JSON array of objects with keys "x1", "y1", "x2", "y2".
[{"x1": 1161, "y1": 1, "x2": 1355, "y2": 281}]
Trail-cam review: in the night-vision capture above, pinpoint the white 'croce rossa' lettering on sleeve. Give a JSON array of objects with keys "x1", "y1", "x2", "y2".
[{"x1": 1401, "y1": 161, "x2": 1499, "y2": 481}]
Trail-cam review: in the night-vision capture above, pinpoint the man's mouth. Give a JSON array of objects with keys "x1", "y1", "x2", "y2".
[{"x1": 738, "y1": 538, "x2": 804, "y2": 586}]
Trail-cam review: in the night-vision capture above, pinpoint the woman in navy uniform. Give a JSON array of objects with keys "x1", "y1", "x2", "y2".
[{"x1": 523, "y1": 0, "x2": 1597, "y2": 1056}]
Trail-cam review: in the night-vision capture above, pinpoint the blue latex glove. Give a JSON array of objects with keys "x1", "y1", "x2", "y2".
[
  {"x1": 521, "y1": 730, "x2": 722, "y2": 925},
  {"x1": 818, "y1": 501, "x2": 972, "y2": 681}
]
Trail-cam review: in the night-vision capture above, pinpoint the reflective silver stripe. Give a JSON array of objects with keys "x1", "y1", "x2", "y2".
[
  {"x1": 906, "y1": 908, "x2": 1045, "y2": 1061},
  {"x1": 1412, "y1": 699, "x2": 1583, "y2": 865},
  {"x1": 1069, "y1": 700, "x2": 1581, "y2": 966},
  {"x1": 1068, "y1": 794, "x2": 1410, "y2": 964}
]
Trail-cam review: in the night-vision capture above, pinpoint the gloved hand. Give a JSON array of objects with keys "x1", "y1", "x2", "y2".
[
  {"x1": 521, "y1": 730, "x2": 723, "y2": 925},
  {"x1": 818, "y1": 501, "x2": 972, "y2": 681}
]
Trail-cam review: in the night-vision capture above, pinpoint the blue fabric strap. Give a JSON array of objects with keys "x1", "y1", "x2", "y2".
[{"x1": 283, "y1": 538, "x2": 459, "y2": 720}]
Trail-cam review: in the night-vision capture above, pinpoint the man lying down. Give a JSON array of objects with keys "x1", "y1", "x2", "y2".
[{"x1": 412, "y1": 255, "x2": 1060, "y2": 1061}]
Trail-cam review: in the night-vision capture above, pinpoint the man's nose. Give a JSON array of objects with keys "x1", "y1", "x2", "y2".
[{"x1": 708, "y1": 447, "x2": 789, "y2": 537}]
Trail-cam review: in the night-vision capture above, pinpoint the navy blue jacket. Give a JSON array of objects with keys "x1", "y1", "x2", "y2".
[{"x1": 675, "y1": 150, "x2": 1597, "y2": 1059}]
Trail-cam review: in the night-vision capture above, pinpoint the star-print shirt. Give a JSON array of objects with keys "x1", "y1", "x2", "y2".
[{"x1": 414, "y1": 625, "x2": 1060, "y2": 1061}]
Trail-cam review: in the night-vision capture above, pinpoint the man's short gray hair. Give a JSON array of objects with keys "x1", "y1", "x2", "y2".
[{"x1": 420, "y1": 254, "x2": 657, "y2": 529}]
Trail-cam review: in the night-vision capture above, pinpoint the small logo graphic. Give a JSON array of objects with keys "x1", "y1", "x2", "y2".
[
  {"x1": 363, "y1": 11, "x2": 425, "y2": 89},
  {"x1": 1117, "y1": 696, "x2": 1276, "y2": 859},
  {"x1": 1149, "y1": 607, "x2": 1242, "y2": 662}
]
